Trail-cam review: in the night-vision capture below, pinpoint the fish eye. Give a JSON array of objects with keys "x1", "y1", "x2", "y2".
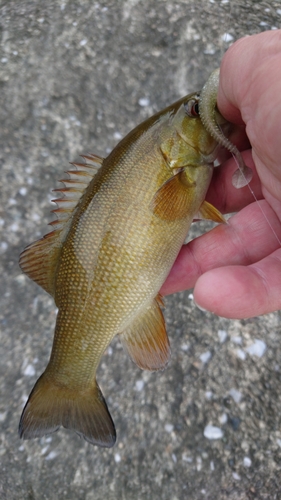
[{"x1": 184, "y1": 98, "x2": 199, "y2": 117}]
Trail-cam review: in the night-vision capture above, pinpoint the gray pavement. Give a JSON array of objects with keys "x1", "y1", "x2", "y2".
[{"x1": 1, "y1": 1, "x2": 281, "y2": 498}]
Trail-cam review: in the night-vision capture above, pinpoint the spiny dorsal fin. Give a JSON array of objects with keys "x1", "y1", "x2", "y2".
[
  {"x1": 120, "y1": 295, "x2": 170, "y2": 371},
  {"x1": 19, "y1": 154, "x2": 104, "y2": 296}
]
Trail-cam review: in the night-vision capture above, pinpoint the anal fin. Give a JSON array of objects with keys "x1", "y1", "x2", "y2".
[{"x1": 120, "y1": 295, "x2": 170, "y2": 371}]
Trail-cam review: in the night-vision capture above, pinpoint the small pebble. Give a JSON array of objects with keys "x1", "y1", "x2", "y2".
[
  {"x1": 138, "y1": 97, "x2": 150, "y2": 107},
  {"x1": 135, "y1": 380, "x2": 144, "y2": 392},
  {"x1": 243, "y1": 456, "x2": 252, "y2": 467},
  {"x1": 229, "y1": 388, "x2": 242, "y2": 404},
  {"x1": 229, "y1": 416, "x2": 241, "y2": 431},
  {"x1": 235, "y1": 348, "x2": 246, "y2": 360},
  {"x1": 218, "y1": 329, "x2": 227, "y2": 343},
  {"x1": 0, "y1": 412, "x2": 7, "y2": 422},
  {"x1": 205, "y1": 391, "x2": 213, "y2": 400},
  {"x1": 221, "y1": 32, "x2": 234, "y2": 42},
  {"x1": 10, "y1": 222, "x2": 19, "y2": 232},
  {"x1": 23, "y1": 364, "x2": 36, "y2": 377},
  {"x1": 246, "y1": 339, "x2": 266, "y2": 358},
  {"x1": 165, "y1": 423, "x2": 174, "y2": 433},
  {"x1": 45, "y1": 451, "x2": 58, "y2": 460},
  {"x1": 19, "y1": 187, "x2": 27, "y2": 196},
  {"x1": 113, "y1": 131, "x2": 122, "y2": 140},
  {"x1": 181, "y1": 343, "x2": 189, "y2": 352},
  {"x1": 114, "y1": 453, "x2": 121, "y2": 463},
  {"x1": 203, "y1": 425, "x2": 224, "y2": 440},
  {"x1": 219, "y1": 413, "x2": 228, "y2": 425},
  {"x1": 196, "y1": 456, "x2": 202, "y2": 471},
  {"x1": 200, "y1": 351, "x2": 211, "y2": 364},
  {"x1": 1, "y1": 242, "x2": 8, "y2": 252},
  {"x1": 231, "y1": 336, "x2": 242, "y2": 345},
  {"x1": 232, "y1": 472, "x2": 241, "y2": 481}
]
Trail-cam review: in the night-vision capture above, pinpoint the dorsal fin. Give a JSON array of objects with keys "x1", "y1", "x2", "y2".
[{"x1": 19, "y1": 154, "x2": 104, "y2": 296}]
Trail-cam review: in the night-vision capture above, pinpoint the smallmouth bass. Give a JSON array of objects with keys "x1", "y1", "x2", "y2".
[{"x1": 19, "y1": 87, "x2": 229, "y2": 447}]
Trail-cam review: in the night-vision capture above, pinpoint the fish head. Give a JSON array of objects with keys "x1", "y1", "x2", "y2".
[{"x1": 160, "y1": 92, "x2": 227, "y2": 171}]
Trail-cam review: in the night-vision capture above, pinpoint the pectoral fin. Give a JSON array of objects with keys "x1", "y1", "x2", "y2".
[
  {"x1": 120, "y1": 295, "x2": 170, "y2": 371},
  {"x1": 150, "y1": 170, "x2": 195, "y2": 221},
  {"x1": 195, "y1": 200, "x2": 226, "y2": 223}
]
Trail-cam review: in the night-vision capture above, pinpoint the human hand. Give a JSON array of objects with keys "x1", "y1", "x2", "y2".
[{"x1": 161, "y1": 30, "x2": 281, "y2": 319}]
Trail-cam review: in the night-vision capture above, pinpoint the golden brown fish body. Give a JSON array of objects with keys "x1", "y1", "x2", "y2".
[{"x1": 19, "y1": 91, "x2": 225, "y2": 447}]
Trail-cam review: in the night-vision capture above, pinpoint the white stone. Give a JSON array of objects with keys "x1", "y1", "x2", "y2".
[
  {"x1": 138, "y1": 97, "x2": 150, "y2": 107},
  {"x1": 232, "y1": 472, "x2": 241, "y2": 480},
  {"x1": 165, "y1": 423, "x2": 174, "y2": 433},
  {"x1": 45, "y1": 451, "x2": 58, "y2": 460},
  {"x1": 200, "y1": 351, "x2": 211, "y2": 364},
  {"x1": 205, "y1": 391, "x2": 213, "y2": 400},
  {"x1": 229, "y1": 388, "x2": 242, "y2": 404},
  {"x1": 246, "y1": 339, "x2": 266, "y2": 358},
  {"x1": 243, "y1": 456, "x2": 252, "y2": 467},
  {"x1": 181, "y1": 344, "x2": 189, "y2": 352},
  {"x1": 113, "y1": 131, "x2": 122, "y2": 140},
  {"x1": 218, "y1": 330, "x2": 227, "y2": 343},
  {"x1": 203, "y1": 425, "x2": 224, "y2": 440},
  {"x1": 235, "y1": 348, "x2": 246, "y2": 360},
  {"x1": 221, "y1": 32, "x2": 234, "y2": 43},
  {"x1": 23, "y1": 364, "x2": 36, "y2": 377},
  {"x1": 219, "y1": 413, "x2": 228, "y2": 425},
  {"x1": 19, "y1": 187, "x2": 27, "y2": 196},
  {"x1": 135, "y1": 380, "x2": 144, "y2": 392}
]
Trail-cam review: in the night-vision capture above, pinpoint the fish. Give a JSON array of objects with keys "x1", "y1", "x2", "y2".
[
  {"x1": 19, "y1": 90, "x2": 227, "y2": 448},
  {"x1": 199, "y1": 68, "x2": 253, "y2": 188}
]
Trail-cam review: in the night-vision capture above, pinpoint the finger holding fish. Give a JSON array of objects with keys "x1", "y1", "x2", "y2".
[
  {"x1": 161, "y1": 197, "x2": 281, "y2": 300},
  {"x1": 217, "y1": 31, "x2": 281, "y2": 200},
  {"x1": 163, "y1": 32, "x2": 281, "y2": 319},
  {"x1": 206, "y1": 150, "x2": 263, "y2": 214}
]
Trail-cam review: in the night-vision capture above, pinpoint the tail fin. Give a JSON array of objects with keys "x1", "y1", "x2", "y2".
[{"x1": 19, "y1": 373, "x2": 116, "y2": 448}]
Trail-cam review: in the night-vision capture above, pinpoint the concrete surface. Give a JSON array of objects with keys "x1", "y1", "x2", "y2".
[{"x1": 1, "y1": 1, "x2": 281, "y2": 498}]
